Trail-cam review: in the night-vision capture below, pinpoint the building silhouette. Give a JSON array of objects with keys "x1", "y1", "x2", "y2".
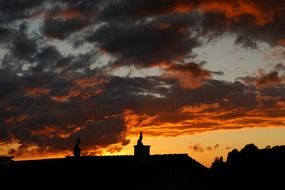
[
  {"x1": 2, "y1": 132, "x2": 285, "y2": 190},
  {"x1": 134, "y1": 132, "x2": 150, "y2": 161},
  {"x1": 0, "y1": 132, "x2": 208, "y2": 189}
]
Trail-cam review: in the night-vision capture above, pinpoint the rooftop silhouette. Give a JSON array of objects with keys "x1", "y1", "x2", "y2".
[
  {"x1": 1, "y1": 134, "x2": 285, "y2": 190},
  {"x1": 134, "y1": 132, "x2": 150, "y2": 161}
]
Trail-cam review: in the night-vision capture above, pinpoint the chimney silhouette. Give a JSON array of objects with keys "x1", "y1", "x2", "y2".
[
  {"x1": 134, "y1": 132, "x2": 150, "y2": 159},
  {"x1": 74, "y1": 138, "x2": 81, "y2": 158}
]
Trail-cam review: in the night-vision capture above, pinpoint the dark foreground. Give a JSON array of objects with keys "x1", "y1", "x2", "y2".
[{"x1": 1, "y1": 144, "x2": 285, "y2": 190}]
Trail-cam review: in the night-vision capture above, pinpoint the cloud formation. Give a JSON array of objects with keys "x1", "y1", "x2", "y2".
[
  {"x1": 189, "y1": 143, "x2": 220, "y2": 152},
  {"x1": 239, "y1": 63, "x2": 285, "y2": 88}
]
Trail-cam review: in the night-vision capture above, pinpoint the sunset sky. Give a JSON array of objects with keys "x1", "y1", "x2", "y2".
[{"x1": 1, "y1": 0, "x2": 285, "y2": 167}]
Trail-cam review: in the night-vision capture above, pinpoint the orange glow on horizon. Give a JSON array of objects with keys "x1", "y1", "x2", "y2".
[
  {"x1": 120, "y1": 127, "x2": 285, "y2": 167},
  {"x1": 2, "y1": 127, "x2": 285, "y2": 167}
]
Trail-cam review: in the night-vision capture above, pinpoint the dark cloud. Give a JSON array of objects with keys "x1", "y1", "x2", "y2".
[
  {"x1": 231, "y1": 17, "x2": 285, "y2": 47},
  {"x1": 98, "y1": 0, "x2": 191, "y2": 21},
  {"x1": 167, "y1": 62, "x2": 210, "y2": 78},
  {"x1": 164, "y1": 62, "x2": 211, "y2": 88},
  {"x1": 274, "y1": 63, "x2": 285, "y2": 71},
  {"x1": 51, "y1": 0, "x2": 102, "y2": 15},
  {"x1": 256, "y1": 71, "x2": 284, "y2": 88},
  {"x1": 32, "y1": 46, "x2": 63, "y2": 71},
  {"x1": 0, "y1": 24, "x2": 43, "y2": 73},
  {"x1": 1, "y1": 0, "x2": 285, "y2": 47},
  {"x1": 82, "y1": 0, "x2": 285, "y2": 70},
  {"x1": 10, "y1": 34, "x2": 37, "y2": 59},
  {"x1": 87, "y1": 14, "x2": 199, "y2": 67},
  {"x1": 42, "y1": 18, "x2": 89, "y2": 39},
  {"x1": 205, "y1": 144, "x2": 219, "y2": 151},
  {"x1": 0, "y1": 27, "x2": 11, "y2": 41},
  {"x1": 214, "y1": 144, "x2": 220, "y2": 149},
  {"x1": 0, "y1": 23, "x2": 98, "y2": 74},
  {"x1": 259, "y1": 86, "x2": 285, "y2": 100},
  {"x1": 239, "y1": 64, "x2": 285, "y2": 89},
  {"x1": 1, "y1": 0, "x2": 285, "y2": 70},
  {"x1": 189, "y1": 143, "x2": 221, "y2": 152},
  {"x1": 0, "y1": 71, "x2": 20, "y2": 99},
  {"x1": 235, "y1": 35, "x2": 257, "y2": 49},
  {"x1": 0, "y1": 0, "x2": 43, "y2": 23},
  {"x1": 97, "y1": 0, "x2": 285, "y2": 47},
  {"x1": 190, "y1": 144, "x2": 204, "y2": 152},
  {"x1": 211, "y1": 71, "x2": 224, "y2": 76},
  {"x1": 74, "y1": 115, "x2": 126, "y2": 147},
  {"x1": 0, "y1": 0, "x2": 42, "y2": 13}
]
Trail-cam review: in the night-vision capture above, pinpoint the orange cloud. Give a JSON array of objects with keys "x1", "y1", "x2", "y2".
[
  {"x1": 156, "y1": 22, "x2": 172, "y2": 30},
  {"x1": 181, "y1": 102, "x2": 220, "y2": 113},
  {"x1": 199, "y1": 1, "x2": 270, "y2": 25},
  {"x1": 124, "y1": 102, "x2": 285, "y2": 138},
  {"x1": 278, "y1": 39, "x2": 285, "y2": 46},
  {"x1": 73, "y1": 77, "x2": 106, "y2": 88},
  {"x1": 4, "y1": 114, "x2": 30, "y2": 124},
  {"x1": 163, "y1": 62, "x2": 211, "y2": 89},
  {"x1": 51, "y1": 77, "x2": 105, "y2": 102},
  {"x1": 56, "y1": 9, "x2": 81, "y2": 20},
  {"x1": 51, "y1": 90, "x2": 81, "y2": 102},
  {"x1": 31, "y1": 125, "x2": 81, "y2": 139},
  {"x1": 240, "y1": 65, "x2": 285, "y2": 88},
  {"x1": 79, "y1": 138, "x2": 130, "y2": 156},
  {"x1": 173, "y1": 4, "x2": 193, "y2": 13},
  {"x1": 255, "y1": 71, "x2": 284, "y2": 88},
  {"x1": 43, "y1": 8, "x2": 82, "y2": 20},
  {"x1": 7, "y1": 144, "x2": 69, "y2": 159},
  {"x1": 31, "y1": 125, "x2": 57, "y2": 138},
  {"x1": 124, "y1": 109, "x2": 158, "y2": 130},
  {"x1": 276, "y1": 100, "x2": 285, "y2": 108},
  {"x1": 25, "y1": 87, "x2": 51, "y2": 98},
  {"x1": 172, "y1": 0, "x2": 274, "y2": 25}
]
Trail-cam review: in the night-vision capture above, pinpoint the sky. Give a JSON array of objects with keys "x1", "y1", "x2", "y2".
[{"x1": 1, "y1": 0, "x2": 285, "y2": 167}]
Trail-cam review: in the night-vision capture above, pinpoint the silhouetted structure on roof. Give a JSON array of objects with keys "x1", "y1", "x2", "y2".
[
  {"x1": 2, "y1": 137, "x2": 285, "y2": 190},
  {"x1": 134, "y1": 132, "x2": 150, "y2": 160},
  {"x1": 73, "y1": 138, "x2": 81, "y2": 158},
  {"x1": 137, "y1": 131, "x2": 143, "y2": 146},
  {"x1": 0, "y1": 132, "x2": 209, "y2": 189}
]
